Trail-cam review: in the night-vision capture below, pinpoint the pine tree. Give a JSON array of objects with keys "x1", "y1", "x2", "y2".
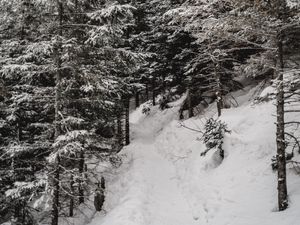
[
  {"x1": 46, "y1": 0, "x2": 144, "y2": 223},
  {"x1": 273, "y1": 0, "x2": 294, "y2": 212},
  {"x1": 0, "y1": 1, "x2": 55, "y2": 223},
  {"x1": 276, "y1": 30, "x2": 288, "y2": 211}
]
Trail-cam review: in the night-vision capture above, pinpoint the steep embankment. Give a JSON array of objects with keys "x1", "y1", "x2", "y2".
[{"x1": 88, "y1": 84, "x2": 300, "y2": 225}]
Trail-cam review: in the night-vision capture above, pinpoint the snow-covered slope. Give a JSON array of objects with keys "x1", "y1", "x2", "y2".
[{"x1": 88, "y1": 85, "x2": 300, "y2": 225}]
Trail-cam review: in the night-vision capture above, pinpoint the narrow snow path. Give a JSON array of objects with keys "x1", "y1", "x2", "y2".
[
  {"x1": 120, "y1": 99, "x2": 197, "y2": 225},
  {"x1": 126, "y1": 141, "x2": 198, "y2": 225},
  {"x1": 88, "y1": 98, "x2": 198, "y2": 225}
]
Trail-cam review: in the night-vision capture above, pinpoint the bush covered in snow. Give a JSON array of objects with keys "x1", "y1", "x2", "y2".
[
  {"x1": 142, "y1": 101, "x2": 152, "y2": 115},
  {"x1": 201, "y1": 118, "x2": 230, "y2": 158}
]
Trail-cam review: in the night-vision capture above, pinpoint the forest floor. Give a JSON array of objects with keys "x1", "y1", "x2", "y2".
[{"x1": 86, "y1": 83, "x2": 300, "y2": 225}]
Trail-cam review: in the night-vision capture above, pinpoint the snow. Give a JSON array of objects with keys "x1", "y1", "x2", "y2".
[
  {"x1": 86, "y1": 85, "x2": 300, "y2": 225},
  {"x1": 258, "y1": 85, "x2": 276, "y2": 100},
  {"x1": 287, "y1": 0, "x2": 300, "y2": 8}
]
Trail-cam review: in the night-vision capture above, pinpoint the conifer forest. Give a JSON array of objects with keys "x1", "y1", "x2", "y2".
[{"x1": 0, "y1": 0, "x2": 300, "y2": 225}]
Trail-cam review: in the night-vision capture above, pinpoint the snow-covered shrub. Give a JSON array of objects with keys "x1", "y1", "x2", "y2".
[
  {"x1": 142, "y1": 101, "x2": 152, "y2": 115},
  {"x1": 201, "y1": 118, "x2": 230, "y2": 158},
  {"x1": 109, "y1": 154, "x2": 122, "y2": 168}
]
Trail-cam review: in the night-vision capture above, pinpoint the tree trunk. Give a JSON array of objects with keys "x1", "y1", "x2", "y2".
[
  {"x1": 152, "y1": 79, "x2": 156, "y2": 106},
  {"x1": 51, "y1": 156, "x2": 60, "y2": 225},
  {"x1": 216, "y1": 93, "x2": 223, "y2": 117},
  {"x1": 94, "y1": 177, "x2": 105, "y2": 212},
  {"x1": 11, "y1": 156, "x2": 19, "y2": 225},
  {"x1": 69, "y1": 175, "x2": 74, "y2": 217},
  {"x1": 187, "y1": 88, "x2": 194, "y2": 118},
  {"x1": 51, "y1": 3, "x2": 63, "y2": 224},
  {"x1": 135, "y1": 91, "x2": 140, "y2": 108},
  {"x1": 125, "y1": 98, "x2": 130, "y2": 145},
  {"x1": 215, "y1": 62, "x2": 223, "y2": 117},
  {"x1": 146, "y1": 83, "x2": 149, "y2": 101},
  {"x1": 276, "y1": 36, "x2": 288, "y2": 211},
  {"x1": 78, "y1": 151, "x2": 85, "y2": 204},
  {"x1": 117, "y1": 115, "x2": 123, "y2": 148}
]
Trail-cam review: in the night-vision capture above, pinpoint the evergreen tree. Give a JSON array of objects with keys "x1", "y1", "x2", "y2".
[
  {"x1": 0, "y1": 0, "x2": 143, "y2": 224},
  {"x1": 0, "y1": 1, "x2": 55, "y2": 223}
]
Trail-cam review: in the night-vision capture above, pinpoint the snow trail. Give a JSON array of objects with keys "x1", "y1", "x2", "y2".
[
  {"x1": 124, "y1": 98, "x2": 198, "y2": 225},
  {"x1": 89, "y1": 97, "x2": 197, "y2": 225},
  {"x1": 124, "y1": 142, "x2": 198, "y2": 225}
]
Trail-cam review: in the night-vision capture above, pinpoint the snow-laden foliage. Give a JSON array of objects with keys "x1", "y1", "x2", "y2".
[
  {"x1": 53, "y1": 130, "x2": 89, "y2": 148},
  {"x1": 142, "y1": 101, "x2": 152, "y2": 115},
  {"x1": 5, "y1": 180, "x2": 46, "y2": 199},
  {"x1": 88, "y1": 4, "x2": 135, "y2": 25},
  {"x1": 0, "y1": 0, "x2": 143, "y2": 223},
  {"x1": 201, "y1": 118, "x2": 230, "y2": 158}
]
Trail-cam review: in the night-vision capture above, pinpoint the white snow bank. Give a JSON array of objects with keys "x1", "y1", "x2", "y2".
[{"x1": 154, "y1": 88, "x2": 300, "y2": 225}]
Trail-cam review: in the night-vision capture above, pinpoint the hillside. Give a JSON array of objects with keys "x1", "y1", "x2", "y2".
[{"x1": 85, "y1": 84, "x2": 300, "y2": 225}]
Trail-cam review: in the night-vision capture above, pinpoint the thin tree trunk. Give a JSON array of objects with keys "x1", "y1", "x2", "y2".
[
  {"x1": 216, "y1": 93, "x2": 223, "y2": 117},
  {"x1": 187, "y1": 88, "x2": 194, "y2": 118},
  {"x1": 11, "y1": 155, "x2": 18, "y2": 225},
  {"x1": 117, "y1": 115, "x2": 123, "y2": 148},
  {"x1": 78, "y1": 151, "x2": 85, "y2": 204},
  {"x1": 135, "y1": 91, "x2": 140, "y2": 108},
  {"x1": 215, "y1": 62, "x2": 223, "y2": 117},
  {"x1": 51, "y1": 155, "x2": 60, "y2": 225},
  {"x1": 162, "y1": 74, "x2": 166, "y2": 93},
  {"x1": 146, "y1": 83, "x2": 149, "y2": 101},
  {"x1": 276, "y1": 36, "x2": 288, "y2": 211},
  {"x1": 125, "y1": 98, "x2": 130, "y2": 145},
  {"x1": 69, "y1": 175, "x2": 74, "y2": 217},
  {"x1": 152, "y1": 78, "x2": 156, "y2": 106},
  {"x1": 152, "y1": 90, "x2": 155, "y2": 106}
]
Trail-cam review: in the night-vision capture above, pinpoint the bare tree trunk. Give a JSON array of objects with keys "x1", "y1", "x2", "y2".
[
  {"x1": 117, "y1": 115, "x2": 123, "y2": 148},
  {"x1": 215, "y1": 62, "x2": 223, "y2": 117},
  {"x1": 69, "y1": 175, "x2": 74, "y2": 217},
  {"x1": 187, "y1": 88, "x2": 194, "y2": 118},
  {"x1": 135, "y1": 91, "x2": 140, "y2": 108},
  {"x1": 125, "y1": 98, "x2": 130, "y2": 145},
  {"x1": 276, "y1": 35, "x2": 288, "y2": 211},
  {"x1": 11, "y1": 155, "x2": 18, "y2": 225},
  {"x1": 78, "y1": 151, "x2": 85, "y2": 204},
  {"x1": 51, "y1": 156, "x2": 60, "y2": 225},
  {"x1": 216, "y1": 93, "x2": 223, "y2": 117},
  {"x1": 152, "y1": 79, "x2": 156, "y2": 106},
  {"x1": 146, "y1": 83, "x2": 149, "y2": 101}
]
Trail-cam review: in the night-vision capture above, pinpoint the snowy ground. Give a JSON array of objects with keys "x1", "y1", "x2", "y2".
[{"x1": 87, "y1": 84, "x2": 300, "y2": 225}]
